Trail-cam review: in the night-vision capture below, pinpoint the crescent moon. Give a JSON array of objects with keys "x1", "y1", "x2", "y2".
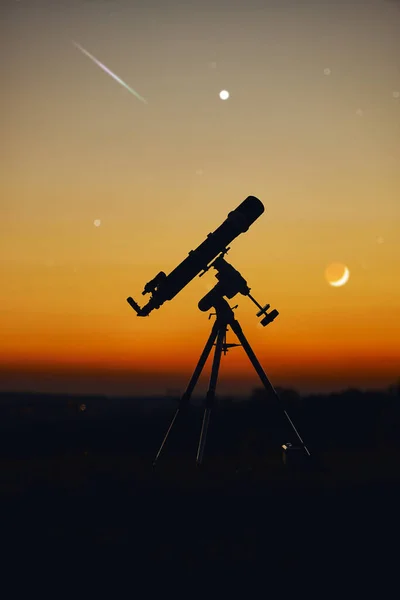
[{"x1": 329, "y1": 266, "x2": 350, "y2": 287}]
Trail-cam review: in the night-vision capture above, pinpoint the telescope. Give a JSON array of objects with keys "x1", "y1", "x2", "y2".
[
  {"x1": 126, "y1": 195, "x2": 311, "y2": 466},
  {"x1": 127, "y1": 196, "x2": 265, "y2": 317}
]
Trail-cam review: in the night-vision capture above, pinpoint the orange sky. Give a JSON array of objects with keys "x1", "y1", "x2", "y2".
[{"x1": 1, "y1": 0, "x2": 399, "y2": 395}]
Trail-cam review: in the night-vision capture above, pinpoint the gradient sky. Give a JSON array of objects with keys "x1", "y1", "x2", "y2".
[{"x1": 1, "y1": 0, "x2": 399, "y2": 396}]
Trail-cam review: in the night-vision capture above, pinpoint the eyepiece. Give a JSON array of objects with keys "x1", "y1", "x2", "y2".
[{"x1": 127, "y1": 297, "x2": 142, "y2": 314}]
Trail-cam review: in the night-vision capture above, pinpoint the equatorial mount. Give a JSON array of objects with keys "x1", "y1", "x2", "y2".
[{"x1": 196, "y1": 248, "x2": 279, "y2": 327}]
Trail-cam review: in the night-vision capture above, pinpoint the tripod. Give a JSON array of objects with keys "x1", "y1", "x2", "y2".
[{"x1": 153, "y1": 296, "x2": 310, "y2": 467}]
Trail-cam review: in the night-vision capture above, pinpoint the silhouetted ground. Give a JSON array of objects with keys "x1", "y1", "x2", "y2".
[{"x1": 1, "y1": 386, "x2": 399, "y2": 589}]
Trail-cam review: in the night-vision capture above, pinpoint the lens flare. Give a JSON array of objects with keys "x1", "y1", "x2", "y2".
[{"x1": 72, "y1": 41, "x2": 147, "y2": 104}]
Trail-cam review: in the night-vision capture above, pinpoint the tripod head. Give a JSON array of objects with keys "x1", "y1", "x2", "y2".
[{"x1": 198, "y1": 249, "x2": 279, "y2": 327}]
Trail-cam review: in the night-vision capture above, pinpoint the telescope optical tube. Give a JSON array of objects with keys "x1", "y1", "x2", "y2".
[{"x1": 138, "y1": 196, "x2": 264, "y2": 316}]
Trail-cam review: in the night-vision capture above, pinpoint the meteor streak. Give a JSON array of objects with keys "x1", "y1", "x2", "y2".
[{"x1": 72, "y1": 40, "x2": 147, "y2": 104}]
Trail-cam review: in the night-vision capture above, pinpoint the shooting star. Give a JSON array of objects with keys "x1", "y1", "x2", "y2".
[{"x1": 72, "y1": 40, "x2": 147, "y2": 104}]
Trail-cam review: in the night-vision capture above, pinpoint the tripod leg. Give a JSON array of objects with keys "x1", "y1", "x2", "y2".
[
  {"x1": 152, "y1": 320, "x2": 220, "y2": 467},
  {"x1": 229, "y1": 318, "x2": 311, "y2": 457},
  {"x1": 196, "y1": 326, "x2": 225, "y2": 466}
]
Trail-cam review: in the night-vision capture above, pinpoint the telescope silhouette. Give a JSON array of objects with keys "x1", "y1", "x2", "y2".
[
  {"x1": 126, "y1": 195, "x2": 311, "y2": 465},
  {"x1": 127, "y1": 196, "x2": 264, "y2": 316}
]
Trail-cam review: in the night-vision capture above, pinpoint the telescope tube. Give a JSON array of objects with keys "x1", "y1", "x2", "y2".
[{"x1": 138, "y1": 196, "x2": 264, "y2": 316}]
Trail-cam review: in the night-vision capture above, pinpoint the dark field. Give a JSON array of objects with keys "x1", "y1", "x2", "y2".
[{"x1": 1, "y1": 386, "x2": 399, "y2": 587}]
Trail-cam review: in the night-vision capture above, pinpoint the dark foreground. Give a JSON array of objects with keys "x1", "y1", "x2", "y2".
[{"x1": 1, "y1": 389, "x2": 399, "y2": 589}]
